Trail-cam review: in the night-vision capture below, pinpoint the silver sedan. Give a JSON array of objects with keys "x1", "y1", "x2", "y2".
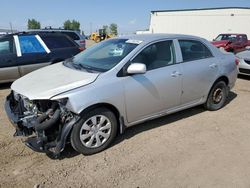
[
  {"x1": 5, "y1": 34, "x2": 238, "y2": 157},
  {"x1": 236, "y1": 49, "x2": 250, "y2": 76}
]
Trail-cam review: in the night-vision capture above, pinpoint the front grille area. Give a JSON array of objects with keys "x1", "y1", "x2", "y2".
[
  {"x1": 244, "y1": 60, "x2": 250, "y2": 65},
  {"x1": 239, "y1": 68, "x2": 250, "y2": 75}
]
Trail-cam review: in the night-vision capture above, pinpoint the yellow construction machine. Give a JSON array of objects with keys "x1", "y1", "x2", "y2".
[{"x1": 90, "y1": 29, "x2": 113, "y2": 43}]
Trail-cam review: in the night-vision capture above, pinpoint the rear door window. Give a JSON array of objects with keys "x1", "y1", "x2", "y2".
[
  {"x1": 19, "y1": 35, "x2": 46, "y2": 54},
  {"x1": 41, "y1": 35, "x2": 76, "y2": 49},
  {"x1": 179, "y1": 40, "x2": 213, "y2": 62},
  {"x1": 0, "y1": 37, "x2": 14, "y2": 55},
  {"x1": 0, "y1": 37, "x2": 17, "y2": 68}
]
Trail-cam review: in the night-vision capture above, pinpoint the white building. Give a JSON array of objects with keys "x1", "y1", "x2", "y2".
[{"x1": 137, "y1": 7, "x2": 250, "y2": 40}]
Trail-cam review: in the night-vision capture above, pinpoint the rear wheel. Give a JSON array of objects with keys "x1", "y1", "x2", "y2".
[
  {"x1": 204, "y1": 81, "x2": 228, "y2": 111},
  {"x1": 71, "y1": 107, "x2": 117, "y2": 155}
]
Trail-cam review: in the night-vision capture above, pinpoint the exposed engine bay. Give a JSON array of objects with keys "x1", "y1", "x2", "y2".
[{"x1": 5, "y1": 91, "x2": 79, "y2": 157}]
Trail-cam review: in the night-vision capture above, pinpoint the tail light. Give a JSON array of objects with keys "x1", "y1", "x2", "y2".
[
  {"x1": 235, "y1": 58, "x2": 240, "y2": 66},
  {"x1": 79, "y1": 47, "x2": 85, "y2": 51}
]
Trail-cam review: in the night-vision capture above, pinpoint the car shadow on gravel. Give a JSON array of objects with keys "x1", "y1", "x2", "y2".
[
  {"x1": 47, "y1": 146, "x2": 79, "y2": 160},
  {"x1": 55, "y1": 91, "x2": 237, "y2": 160},
  {"x1": 114, "y1": 92, "x2": 237, "y2": 145}
]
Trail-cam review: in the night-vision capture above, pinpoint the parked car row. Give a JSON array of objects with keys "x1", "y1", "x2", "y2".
[
  {"x1": 211, "y1": 33, "x2": 250, "y2": 76},
  {"x1": 236, "y1": 49, "x2": 250, "y2": 76},
  {"x1": 4, "y1": 34, "x2": 238, "y2": 157},
  {"x1": 29, "y1": 28, "x2": 86, "y2": 49},
  {"x1": 211, "y1": 33, "x2": 250, "y2": 53},
  {"x1": 0, "y1": 31, "x2": 83, "y2": 83}
]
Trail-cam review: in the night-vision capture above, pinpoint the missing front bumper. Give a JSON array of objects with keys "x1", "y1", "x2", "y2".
[{"x1": 4, "y1": 92, "x2": 80, "y2": 157}]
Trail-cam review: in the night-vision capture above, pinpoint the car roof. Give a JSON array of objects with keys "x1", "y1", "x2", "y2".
[
  {"x1": 30, "y1": 29, "x2": 81, "y2": 34},
  {"x1": 1, "y1": 32, "x2": 79, "y2": 46},
  {"x1": 117, "y1": 33, "x2": 204, "y2": 43},
  {"x1": 2, "y1": 31, "x2": 69, "y2": 37},
  {"x1": 219, "y1": 33, "x2": 246, "y2": 36}
]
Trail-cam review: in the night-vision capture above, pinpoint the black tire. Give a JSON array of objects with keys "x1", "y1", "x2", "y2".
[
  {"x1": 204, "y1": 81, "x2": 228, "y2": 111},
  {"x1": 228, "y1": 48, "x2": 234, "y2": 53},
  {"x1": 70, "y1": 107, "x2": 118, "y2": 155}
]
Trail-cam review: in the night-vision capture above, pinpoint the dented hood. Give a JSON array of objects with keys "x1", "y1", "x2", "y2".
[{"x1": 11, "y1": 62, "x2": 99, "y2": 100}]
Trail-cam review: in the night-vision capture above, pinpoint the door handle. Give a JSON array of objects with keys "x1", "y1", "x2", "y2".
[
  {"x1": 171, "y1": 71, "x2": 182, "y2": 77},
  {"x1": 209, "y1": 63, "x2": 218, "y2": 69}
]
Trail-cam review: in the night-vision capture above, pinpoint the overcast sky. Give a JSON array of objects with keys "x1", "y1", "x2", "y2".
[{"x1": 1, "y1": 0, "x2": 250, "y2": 34}]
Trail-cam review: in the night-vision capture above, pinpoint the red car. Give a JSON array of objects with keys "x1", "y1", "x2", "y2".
[{"x1": 211, "y1": 34, "x2": 250, "y2": 53}]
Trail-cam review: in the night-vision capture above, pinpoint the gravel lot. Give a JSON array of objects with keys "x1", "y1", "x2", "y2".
[{"x1": 0, "y1": 41, "x2": 250, "y2": 187}]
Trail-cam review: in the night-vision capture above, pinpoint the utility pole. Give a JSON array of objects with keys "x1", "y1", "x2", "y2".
[{"x1": 9, "y1": 22, "x2": 13, "y2": 33}]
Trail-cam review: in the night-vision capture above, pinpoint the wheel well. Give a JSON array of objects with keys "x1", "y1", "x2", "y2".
[
  {"x1": 207, "y1": 76, "x2": 229, "y2": 100},
  {"x1": 215, "y1": 76, "x2": 229, "y2": 86},
  {"x1": 80, "y1": 103, "x2": 121, "y2": 132}
]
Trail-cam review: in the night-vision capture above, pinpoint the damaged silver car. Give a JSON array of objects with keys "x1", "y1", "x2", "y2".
[{"x1": 5, "y1": 34, "x2": 238, "y2": 157}]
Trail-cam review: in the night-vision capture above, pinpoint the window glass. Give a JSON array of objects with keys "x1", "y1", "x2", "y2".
[
  {"x1": 64, "y1": 39, "x2": 138, "y2": 72},
  {"x1": 215, "y1": 34, "x2": 236, "y2": 42},
  {"x1": 238, "y1": 36, "x2": 243, "y2": 42},
  {"x1": 62, "y1": 32, "x2": 80, "y2": 40},
  {"x1": 0, "y1": 38, "x2": 14, "y2": 54},
  {"x1": 179, "y1": 40, "x2": 213, "y2": 62},
  {"x1": 19, "y1": 35, "x2": 46, "y2": 54},
  {"x1": 242, "y1": 35, "x2": 247, "y2": 41},
  {"x1": 132, "y1": 40, "x2": 175, "y2": 71},
  {"x1": 41, "y1": 35, "x2": 75, "y2": 49}
]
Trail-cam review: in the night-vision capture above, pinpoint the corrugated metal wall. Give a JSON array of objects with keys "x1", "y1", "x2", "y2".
[{"x1": 148, "y1": 8, "x2": 250, "y2": 40}]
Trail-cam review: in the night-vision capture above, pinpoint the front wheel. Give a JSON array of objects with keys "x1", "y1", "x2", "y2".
[
  {"x1": 71, "y1": 108, "x2": 118, "y2": 155},
  {"x1": 204, "y1": 81, "x2": 228, "y2": 111}
]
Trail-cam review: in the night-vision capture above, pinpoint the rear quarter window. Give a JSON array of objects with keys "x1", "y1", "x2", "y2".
[
  {"x1": 19, "y1": 35, "x2": 46, "y2": 54},
  {"x1": 179, "y1": 40, "x2": 213, "y2": 62},
  {"x1": 62, "y1": 32, "x2": 80, "y2": 40},
  {"x1": 41, "y1": 35, "x2": 76, "y2": 49},
  {"x1": 0, "y1": 37, "x2": 14, "y2": 54}
]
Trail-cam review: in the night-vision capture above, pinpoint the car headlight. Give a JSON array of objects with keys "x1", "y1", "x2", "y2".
[
  {"x1": 13, "y1": 91, "x2": 21, "y2": 101},
  {"x1": 56, "y1": 98, "x2": 68, "y2": 106}
]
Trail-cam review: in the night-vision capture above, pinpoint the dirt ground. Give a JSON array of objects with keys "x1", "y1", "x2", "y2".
[{"x1": 1, "y1": 41, "x2": 250, "y2": 187}]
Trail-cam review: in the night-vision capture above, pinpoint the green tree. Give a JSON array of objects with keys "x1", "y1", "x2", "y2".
[
  {"x1": 63, "y1": 20, "x2": 72, "y2": 30},
  {"x1": 27, "y1": 19, "x2": 41, "y2": 29},
  {"x1": 102, "y1": 25, "x2": 109, "y2": 33},
  {"x1": 63, "y1": 19, "x2": 80, "y2": 31},
  {"x1": 109, "y1": 23, "x2": 118, "y2": 36}
]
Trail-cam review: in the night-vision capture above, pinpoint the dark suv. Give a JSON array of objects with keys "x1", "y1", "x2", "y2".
[
  {"x1": 30, "y1": 28, "x2": 86, "y2": 49},
  {"x1": 0, "y1": 32, "x2": 82, "y2": 83}
]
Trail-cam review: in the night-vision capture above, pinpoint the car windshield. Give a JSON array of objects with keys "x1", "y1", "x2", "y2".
[
  {"x1": 64, "y1": 39, "x2": 139, "y2": 72},
  {"x1": 215, "y1": 34, "x2": 237, "y2": 42}
]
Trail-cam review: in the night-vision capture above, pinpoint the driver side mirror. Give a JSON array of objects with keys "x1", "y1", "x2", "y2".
[{"x1": 127, "y1": 63, "x2": 146, "y2": 75}]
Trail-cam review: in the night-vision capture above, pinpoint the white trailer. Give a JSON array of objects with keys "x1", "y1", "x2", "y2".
[{"x1": 143, "y1": 7, "x2": 250, "y2": 40}]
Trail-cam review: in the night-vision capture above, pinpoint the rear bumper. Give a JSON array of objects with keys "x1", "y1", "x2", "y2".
[
  {"x1": 238, "y1": 59, "x2": 250, "y2": 75},
  {"x1": 239, "y1": 68, "x2": 250, "y2": 75}
]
